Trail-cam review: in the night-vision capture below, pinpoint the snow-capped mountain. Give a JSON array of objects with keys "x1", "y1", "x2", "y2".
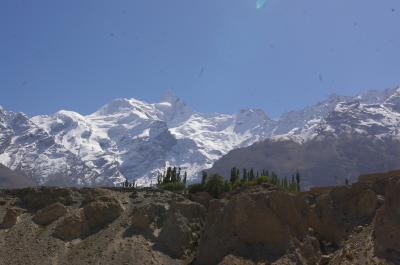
[
  {"x1": 0, "y1": 90, "x2": 277, "y2": 186},
  {"x1": 1, "y1": 87, "x2": 399, "y2": 187},
  {"x1": 209, "y1": 87, "x2": 400, "y2": 188},
  {"x1": 282, "y1": 87, "x2": 400, "y2": 142}
]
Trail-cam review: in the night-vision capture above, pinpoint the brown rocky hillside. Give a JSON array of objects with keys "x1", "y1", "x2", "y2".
[{"x1": 0, "y1": 170, "x2": 399, "y2": 265}]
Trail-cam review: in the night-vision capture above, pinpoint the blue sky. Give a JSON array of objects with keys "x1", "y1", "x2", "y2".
[{"x1": 1, "y1": 0, "x2": 399, "y2": 118}]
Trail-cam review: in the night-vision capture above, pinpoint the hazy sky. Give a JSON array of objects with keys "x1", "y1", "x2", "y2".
[{"x1": 1, "y1": 0, "x2": 399, "y2": 118}]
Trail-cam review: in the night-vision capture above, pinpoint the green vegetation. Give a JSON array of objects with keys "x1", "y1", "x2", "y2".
[
  {"x1": 230, "y1": 167, "x2": 301, "y2": 193},
  {"x1": 122, "y1": 179, "x2": 135, "y2": 188},
  {"x1": 188, "y1": 172, "x2": 231, "y2": 198},
  {"x1": 157, "y1": 165, "x2": 302, "y2": 197},
  {"x1": 157, "y1": 166, "x2": 187, "y2": 192}
]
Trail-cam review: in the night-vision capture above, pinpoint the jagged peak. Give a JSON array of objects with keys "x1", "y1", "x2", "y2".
[
  {"x1": 55, "y1": 110, "x2": 85, "y2": 119},
  {"x1": 334, "y1": 100, "x2": 361, "y2": 112},
  {"x1": 161, "y1": 89, "x2": 180, "y2": 104},
  {"x1": 237, "y1": 108, "x2": 270, "y2": 120},
  {"x1": 93, "y1": 98, "x2": 139, "y2": 116}
]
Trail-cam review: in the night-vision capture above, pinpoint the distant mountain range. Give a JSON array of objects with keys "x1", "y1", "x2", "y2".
[{"x1": 0, "y1": 87, "x2": 399, "y2": 187}]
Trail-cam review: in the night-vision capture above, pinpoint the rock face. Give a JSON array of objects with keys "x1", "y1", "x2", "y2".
[
  {"x1": 131, "y1": 202, "x2": 168, "y2": 230},
  {"x1": 83, "y1": 196, "x2": 123, "y2": 231},
  {"x1": 157, "y1": 201, "x2": 206, "y2": 258},
  {"x1": 196, "y1": 171, "x2": 400, "y2": 265},
  {"x1": 374, "y1": 177, "x2": 400, "y2": 263},
  {"x1": 54, "y1": 210, "x2": 87, "y2": 241},
  {"x1": 196, "y1": 187, "x2": 320, "y2": 265},
  {"x1": 129, "y1": 190, "x2": 207, "y2": 259},
  {"x1": 33, "y1": 202, "x2": 67, "y2": 225},
  {"x1": 11, "y1": 187, "x2": 75, "y2": 211},
  {"x1": 0, "y1": 187, "x2": 202, "y2": 265},
  {"x1": 0, "y1": 207, "x2": 23, "y2": 229},
  {"x1": 54, "y1": 194, "x2": 123, "y2": 241},
  {"x1": 306, "y1": 182, "x2": 379, "y2": 247}
]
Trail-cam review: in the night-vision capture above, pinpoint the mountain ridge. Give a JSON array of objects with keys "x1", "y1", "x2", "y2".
[{"x1": 0, "y1": 86, "x2": 399, "y2": 187}]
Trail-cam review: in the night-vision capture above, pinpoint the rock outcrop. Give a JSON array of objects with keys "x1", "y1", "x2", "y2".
[
  {"x1": 54, "y1": 210, "x2": 87, "y2": 241},
  {"x1": 157, "y1": 201, "x2": 206, "y2": 258},
  {"x1": 129, "y1": 190, "x2": 207, "y2": 259},
  {"x1": 306, "y1": 182, "x2": 379, "y2": 247},
  {"x1": 373, "y1": 177, "x2": 400, "y2": 263},
  {"x1": 196, "y1": 187, "x2": 320, "y2": 265},
  {"x1": 33, "y1": 202, "x2": 67, "y2": 225},
  {"x1": 11, "y1": 187, "x2": 76, "y2": 211},
  {"x1": 0, "y1": 207, "x2": 23, "y2": 229},
  {"x1": 0, "y1": 171, "x2": 399, "y2": 265},
  {"x1": 54, "y1": 194, "x2": 123, "y2": 240}
]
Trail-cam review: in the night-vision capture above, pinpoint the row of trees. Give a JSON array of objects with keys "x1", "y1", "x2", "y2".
[
  {"x1": 122, "y1": 179, "x2": 136, "y2": 188},
  {"x1": 153, "y1": 166, "x2": 301, "y2": 197},
  {"x1": 156, "y1": 166, "x2": 188, "y2": 191},
  {"x1": 229, "y1": 166, "x2": 301, "y2": 192}
]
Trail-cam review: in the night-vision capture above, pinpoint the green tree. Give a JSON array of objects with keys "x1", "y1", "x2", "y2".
[
  {"x1": 177, "y1": 167, "x2": 181, "y2": 182},
  {"x1": 171, "y1": 167, "x2": 177, "y2": 182},
  {"x1": 201, "y1": 171, "x2": 208, "y2": 186},
  {"x1": 165, "y1": 167, "x2": 172, "y2": 183},
  {"x1": 230, "y1": 167, "x2": 240, "y2": 184},
  {"x1": 261, "y1": 169, "x2": 269, "y2": 177},
  {"x1": 242, "y1": 168, "x2": 248, "y2": 182},
  {"x1": 283, "y1": 176, "x2": 288, "y2": 189},
  {"x1": 249, "y1": 168, "x2": 255, "y2": 181},
  {"x1": 271, "y1": 172, "x2": 278, "y2": 185},
  {"x1": 296, "y1": 171, "x2": 301, "y2": 192},
  {"x1": 183, "y1": 171, "x2": 187, "y2": 185},
  {"x1": 123, "y1": 179, "x2": 129, "y2": 188},
  {"x1": 224, "y1": 180, "x2": 232, "y2": 193},
  {"x1": 205, "y1": 174, "x2": 225, "y2": 198}
]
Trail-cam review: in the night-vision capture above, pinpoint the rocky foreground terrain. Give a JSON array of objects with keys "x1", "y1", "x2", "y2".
[{"x1": 0, "y1": 171, "x2": 399, "y2": 265}]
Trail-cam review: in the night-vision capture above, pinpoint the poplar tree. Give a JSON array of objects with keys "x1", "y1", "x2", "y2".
[
  {"x1": 296, "y1": 171, "x2": 301, "y2": 192},
  {"x1": 201, "y1": 171, "x2": 208, "y2": 186}
]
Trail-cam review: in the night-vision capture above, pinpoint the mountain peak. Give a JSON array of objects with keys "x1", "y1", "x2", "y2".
[
  {"x1": 237, "y1": 108, "x2": 270, "y2": 120},
  {"x1": 94, "y1": 98, "x2": 136, "y2": 116},
  {"x1": 161, "y1": 89, "x2": 179, "y2": 104}
]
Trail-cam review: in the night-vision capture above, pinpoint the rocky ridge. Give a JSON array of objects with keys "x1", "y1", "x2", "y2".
[{"x1": 0, "y1": 170, "x2": 399, "y2": 264}]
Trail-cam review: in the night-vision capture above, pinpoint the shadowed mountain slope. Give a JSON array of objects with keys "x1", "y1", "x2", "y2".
[{"x1": 0, "y1": 164, "x2": 35, "y2": 188}]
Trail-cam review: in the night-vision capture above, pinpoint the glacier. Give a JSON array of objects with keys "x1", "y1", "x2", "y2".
[{"x1": 0, "y1": 87, "x2": 400, "y2": 187}]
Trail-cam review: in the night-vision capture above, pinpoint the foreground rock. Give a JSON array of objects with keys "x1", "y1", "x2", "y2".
[
  {"x1": 0, "y1": 207, "x2": 23, "y2": 229},
  {"x1": 54, "y1": 193, "x2": 123, "y2": 240},
  {"x1": 195, "y1": 171, "x2": 400, "y2": 265},
  {"x1": 0, "y1": 171, "x2": 399, "y2": 265},
  {"x1": 130, "y1": 190, "x2": 206, "y2": 259},
  {"x1": 0, "y1": 187, "x2": 189, "y2": 265},
  {"x1": 374, "y1": 177, "x2": 400, "y2": 263},
  {"x1": 33, "y1": 202, "x2": 67, "y2": 225},
  {"x1": 157, "y1": 201, "x2": 206, "y2": 258},
  {"x1": 196, "y1": 187, "x2": 321, "y2": 264}
]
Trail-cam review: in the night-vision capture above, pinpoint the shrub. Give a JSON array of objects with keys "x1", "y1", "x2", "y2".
[
  {"x1": 159, "y1": 182, "x2": 186, "y2": 192},
  {"x1": 205, "y1": 174, "x2": 225, "y2": 198},
  {"x1": 188, "y1": 183, "x2": 205, "y2": 194},
  {"x1": 224, "y1": 180, "x2": 232, "y2": 192},
  {"x1": 232, "y1": 181, "x2": 242, "y2": 190},
  {"x1": 257, "y1": 175, "x2": 269, "y2": 184}
]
